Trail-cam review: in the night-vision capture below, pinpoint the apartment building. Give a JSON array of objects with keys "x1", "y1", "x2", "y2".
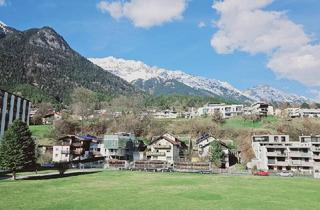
[
  {"x1": 246, "y1": 102, "x2": 274, "y2": 117},
  {"x1": 250, "y1": 134, "x2": 320, "y2": 177},
  {"x1": 0, "y1": 89, "x2": 32, "y2": 137},
  {"x1": 197, "y1": 103, "x2": 243, "y2": 118},
  {"x1": 286, "y1": 108, "x2": 320, "y2": 118},
  {"x1": 146, "y1": 133, "x2": 188, "y2": 164}
]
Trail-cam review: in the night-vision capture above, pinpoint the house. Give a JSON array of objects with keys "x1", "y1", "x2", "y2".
[
  {"x1": 102, "y1": 132, "x2": 140, "y2": 161},
  {"x1": 52, "y1": 135, "x2": 97, "y2": 162},
  {"x1": 197, "y1": 103, "x2": 243, "y2": 118},
  {"x1": 0, "y1": 89, "x2": 32, "y2": 137},
  {"x1": 249, "y1": 134, "x2": 320, "y2": 175},
  {"x1": 146, "y1": 133, "x2": 188, "y2": 164},
  {"x1": 194, "y1": 134, "x2": 237, "y2": 168},
  {"x1": 153, "y1": 110, "x2": 179, "y2": 119},
  {"x1": 246, "y1": 102, "x2": 273, "y2": 117}
]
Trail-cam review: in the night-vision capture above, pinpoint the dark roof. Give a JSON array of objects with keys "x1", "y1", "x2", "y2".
[
  {"x1": 0, "y1": 88, "x2": 31, "y2": 102},
  {"x1": 79, "y1": 134, "x2": 97, "y2": 140},
  {"x1": 196, "y1": 133, "x2": 230, "y2": 149},
  {"x1": 196, "y1": 133, "x2": 211, "y2": 144}
]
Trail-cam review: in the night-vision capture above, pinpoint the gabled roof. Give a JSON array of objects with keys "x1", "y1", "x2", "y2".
[
  {"x1": 196, "y1": 133, "x2": 230, "y2": 149},
  {"x1": 150, "y1": 133, "x2": 187, "y2": 149}
]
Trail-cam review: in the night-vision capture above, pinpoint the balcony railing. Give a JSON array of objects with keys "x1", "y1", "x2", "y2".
[
  {"x1": 313, "y1": 155, "x2": 320, "y2": 160},
  {"x1": 154, "y1": 145, "x2": 171, "y2": 149},
  {"x1": 289, "y1": 152, "x2": 312, "y2": 157},
  {"x1": 312, "y1": 147, "x2": 320, "y2": 152},
  {"x1": 267, "y1": 152, "x2": 287, "y2": 156},
  {"x1": 275, "y1": 161, "x2": 289, "y2": 166},
  {"x1": 61, "y1": 150, "x2": 69, "y2": 154},
  {"x1": 291, "y1": 160, "x2": 313, "y2": 166},
  {"x1": 146, "y1": 152, "x2": 166, "y2": 156}
]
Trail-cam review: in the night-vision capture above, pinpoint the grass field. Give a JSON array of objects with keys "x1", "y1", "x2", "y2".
[
  {"x1": 1, "y1": 171, "x2": 319, "y2": 210},
  {"x1": 224, "y1": 116, "x2": 278, "y2": 129},
  {"x1": 29, "y1": 125, "x2": 55, "y2": 145},
  {"x1": 30, "y1": 125, "x2": 53, "y2": 138}
]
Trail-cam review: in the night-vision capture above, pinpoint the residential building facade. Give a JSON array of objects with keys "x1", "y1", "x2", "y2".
[
  {"x1": 250, "y1": 134, "x2": 320, "y2": 177},
  {"x1": 146, "y1": 133, "x2": 188, "y2": 164},
  {"x1": 103, "y1": 133, "x2": 138, "y2": 160},
  {"x1": 194, "y1": 134, "x2": 237, "y2": 168},
  {"x1": 247, "y1": 102, "x2": 273, "y2": 117},
  {"x1": 286, "y1": 108, "x2": 320, "y2": 118},
  {"x1": 197, "y1": 103, "x2": 243, "y2": 118},
  {"x1": 0, "y1": 89, "x2": 31, "y2": 137},
  {"x1": 52, "y1": 135, "x2": 96, "y2": 162}
]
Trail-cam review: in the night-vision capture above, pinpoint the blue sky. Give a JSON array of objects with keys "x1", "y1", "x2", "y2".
[{"x1": 1, "y1": 0, "x2": 320, "y2": 99}]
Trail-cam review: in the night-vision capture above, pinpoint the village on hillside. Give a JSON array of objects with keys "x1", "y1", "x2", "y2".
[{"x1": 1, "y1": 88, "x2": 320, "y2": 179}]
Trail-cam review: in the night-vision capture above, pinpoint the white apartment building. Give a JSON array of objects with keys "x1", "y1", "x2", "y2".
[
  {"x1": 250, "y1": 134, "x2": 320, "y2": 178},
  {"x1": 197, "y1": 103, "x2": 243, "y2": 118},
  {"x1": 286, "y1": 108, "x2": 320, "y2": 118},
  {"x1": 246, "y1": 102, "x2": 274, "y2": 117}
]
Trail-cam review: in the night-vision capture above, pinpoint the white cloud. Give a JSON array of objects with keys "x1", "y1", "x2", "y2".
[
  {"x1": 97, "y1": 0, "x2": 188, "y2": 28},
  {"x1": 97, "y1": 1, "x2": 123, "y2": 19},
  {"x1": 211, "y1": 0, "x2": 320, "y2": 87},
  {"x1": 198, "y1": 21, "x2": 206, "y2": 28},
  {"x1": 0, "y1": 0, "x2": 5, "y2": 6}
]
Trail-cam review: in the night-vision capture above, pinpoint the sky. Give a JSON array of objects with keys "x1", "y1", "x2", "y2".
[{"x1": 1, "y1": 0, "x2": 320, "y2": 100}]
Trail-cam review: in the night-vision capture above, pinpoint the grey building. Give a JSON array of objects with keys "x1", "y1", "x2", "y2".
[
  {"x1": 249, "y1": 134, "x2": 320, "y2": 178},
  {"x1": 0, "y1": 89, "x2": 31, "y2": 137}
]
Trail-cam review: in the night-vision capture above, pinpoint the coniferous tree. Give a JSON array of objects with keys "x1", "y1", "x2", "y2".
[
  {"x1": 0, "y1": 120, "x2": 36, "y2": 180},
  {"x1": 209, "y1": 140, "x2": 224, "y2": 168}
]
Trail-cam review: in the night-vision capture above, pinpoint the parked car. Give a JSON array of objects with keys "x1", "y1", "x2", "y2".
[
  {"x1": 254, "y1": 170, "x2": 269, "y2": 176},
  {"x1": 277, "y1": 171, "x2": 294, "y2": 177}
]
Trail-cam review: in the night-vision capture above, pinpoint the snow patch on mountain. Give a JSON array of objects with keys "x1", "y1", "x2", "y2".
[
  {"x1": 243, "y1": 85, "x2": 310, "y2": 104},
  {"x1": 89, "y1": 56, "x2": 251, "y2": 101}
]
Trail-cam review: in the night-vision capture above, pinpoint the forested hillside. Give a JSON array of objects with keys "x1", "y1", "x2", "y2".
[{"x1": 0, "y1": 25, "x2": 136, "y2": 104}]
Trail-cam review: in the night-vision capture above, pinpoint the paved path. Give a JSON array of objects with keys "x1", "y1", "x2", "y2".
[{"x1": 1, "y1": 168, "x2": 103, "y2": 180}]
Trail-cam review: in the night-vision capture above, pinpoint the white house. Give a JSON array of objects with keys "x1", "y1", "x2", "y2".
[
  {"x1": 197, "y1": 103, "x2": 243, "y2": 118},
  {"x1": 53, "y1": 146, "x2": 71, "y2": 162},
  {"x1": 146, "y1": 133, "x2": 188, "y2": 164}
]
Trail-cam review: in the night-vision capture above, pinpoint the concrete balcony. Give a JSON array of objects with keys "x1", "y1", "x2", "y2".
[
  {"x1": 289, "y1": 152, "x2": 312, "y2": 157},
  {"x1": 267, "y1": 152, "x2": 287, "y2": 157},
  {"x1": 313, "y1": 155, "x2": 320, "y2": 160},
  {"x1": 146, "y1": 152, "x2": 166, "y2": 156},
  {"x1": 154, "y1": 145, "x2": 171, "y2": 149},
  {"x1": 268, "y1": 161, "x2": 289, "y2": 166},
  {"x1": 275, "y1": 161, "x2": 290, "y2": 166},
  {"x1": 291, "y1": 160, "x2": 313, "y2": 166},
  {"x1": 312, "y1": 147, "x2": 320, "y2": 152}
]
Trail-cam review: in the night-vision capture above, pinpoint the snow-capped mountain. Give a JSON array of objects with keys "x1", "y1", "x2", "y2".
[
  {"x1": 0, "y1": 21, "x2": 17, "y2": 37},
  {"x1": 243, "y1": 85, "x2": 310, "y2": 104},
  {"x1": 89, "y1": 56, "x2": 252, "y2": 102},
  {"x1": 89, "y1": 56, "x2": 310, "y2": 104}
]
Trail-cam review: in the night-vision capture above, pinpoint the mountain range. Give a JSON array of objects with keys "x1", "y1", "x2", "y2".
[
  {"x1": 0, "y1": 22, "x2": 136, "y2": 103},
  {"x1": 89, "y1": 56, "x2": 310, "y2": 104},
  {"x1": 0, "y1": 22, "x2": 311, "y2": 105}
]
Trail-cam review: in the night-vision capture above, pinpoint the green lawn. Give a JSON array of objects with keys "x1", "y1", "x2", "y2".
[
  {"x1": 224, "y1": 116, "x2": 278, "y2": 129},
  {"x1": 29, "y1": 125, "x2": 55, "y2": 145},
  {"x1": 30, "y1": 125, "x2": 53, "y2": 138},
  {"x1": 1, "y1": 171, "x2": 319, "y2": 210}
]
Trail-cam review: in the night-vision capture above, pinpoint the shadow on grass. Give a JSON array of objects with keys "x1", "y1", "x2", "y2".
[{"x1": 20, "y1": 171, "x2": 102, "y2": 180}]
